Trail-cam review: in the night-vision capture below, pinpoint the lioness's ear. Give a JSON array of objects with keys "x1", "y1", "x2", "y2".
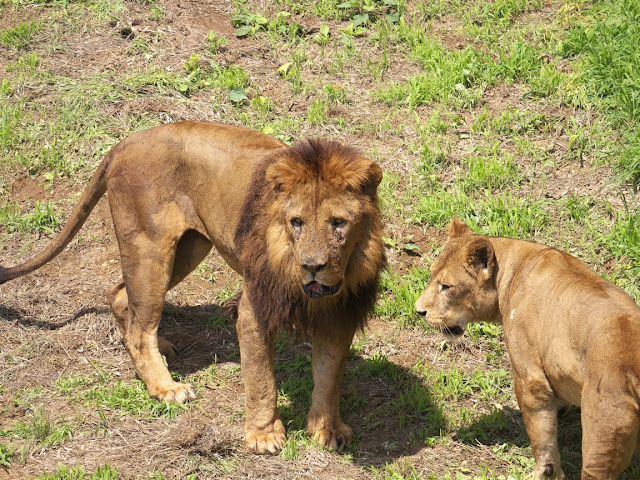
[
  {"x1": 448, "y1": 217, "x2": 472, "y2": 238},
  {"x1": 466, "y1": 239, "x2": 496, "y2": 281}
]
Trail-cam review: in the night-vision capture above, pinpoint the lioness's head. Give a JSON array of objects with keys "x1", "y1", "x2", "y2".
[
  {"x1": 263, "y1": 140, "x2": 384, "y2": 300},
  {"x1": 415, "y1": 217, "x2": 500, "y2": 339}
]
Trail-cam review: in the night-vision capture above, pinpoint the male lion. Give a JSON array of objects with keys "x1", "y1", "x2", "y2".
[
  {"x1": 415, "y1": 217, "x2": 640, "y2": 480},
  {"x1": 0, "y1": 121, "x2": 385, "y2": 454}
]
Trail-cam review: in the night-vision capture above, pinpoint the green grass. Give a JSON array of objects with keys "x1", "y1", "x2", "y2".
[
  {"x1": 0, "y1": 443, "x2": 16, "y2": 467},
  {"x1": 34, "y1": 464, "x2": 119, "y2": 480},
  {"x1": 84, "y1": 380, "x2": 189, "y2": 418},
  {"x1": 1, "y1": 407, "x2": 75, "y2": 449},
  {"x1": 558, "y1": 0, "x2": 640, "y2": 185},
  {"x1": 376, "y1": 269, "x2": 430, "y2": 328},
  {"x1": 0, "y1": 21, "x2": 40, "y2": 49},
  {"x1": 56, "y1": 373, "x2": 189, "y2": 419},
  {"x1": 0, "y1": 201, "x2": 60, "y2": 234}
]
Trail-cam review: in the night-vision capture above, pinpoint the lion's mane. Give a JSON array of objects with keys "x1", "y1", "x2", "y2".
[{"x1": 234, "y1": 139, "x2": 385, "y2": 337}]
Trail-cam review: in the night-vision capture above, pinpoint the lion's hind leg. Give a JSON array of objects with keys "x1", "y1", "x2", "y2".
[
  {"x1": 106, "y1": 280, "x2": 177, "y2": 361},
  {"x1": 106, "y1": 229, "x2": 213, "y2": 403},
  {"x1": 111, "y1": 230, "x2": 196, "y2": 403},
  {"x1": 160, "y1": 229, "x2": 213, "y2": 357}
]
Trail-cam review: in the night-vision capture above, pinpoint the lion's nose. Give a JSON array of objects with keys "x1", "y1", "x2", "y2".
[
  {"x1": 416, "y1": 306, "x2": 427, "y2": 317},
  {"x1": 301, "y1": 259, "x2": 326, "y2": 275}
]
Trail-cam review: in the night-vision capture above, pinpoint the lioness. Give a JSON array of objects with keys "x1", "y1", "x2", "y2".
[
  {"x1": 0, "y1": 121, "x2": 385, "y2": 454},
  {"x1": 415, "y1": 217, "x2": 640, "y2": 480}
]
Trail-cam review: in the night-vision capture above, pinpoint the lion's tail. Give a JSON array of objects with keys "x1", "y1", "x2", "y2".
[{"x1": 0, "y1": 154, "x2": 110, "y2": 285}]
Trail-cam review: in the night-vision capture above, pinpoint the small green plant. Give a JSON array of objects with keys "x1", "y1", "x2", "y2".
[
  {"x1": 307, "y1": 97, "x2": 329, "y2": 125},
  {"x1": 493, "y1": 38, "x2": 542, "y2": 83},
  {"x1": 149, "y1": 5, "x2": 165, "y2": 20},
  {"x1": 528, "y1": 62, "x2": 562, "y2": 97},
  {"x1": 0, "y1": 21, "x2": 40, "y2": 49},
  {"x1": 4, "y1": 407, "x2": 74, "y2": 448},
  {"x1": 312, "y1": 24, "x2": 331, "y2": 50},
  {"x1": 232, "y1": 10, "x2": 303, "y2": 39},
  {"x1": 34, "y1": 464, "x2": 86, "y2": 480},
  {"x1": 7, "y1": 51, "x2": 39, "y2": 73},
  {"x1": 458, "y1": 148, "x2": 521, "y2": 193},
  {"x1": 278, "y1": 51, "x2": 305, "y2": 94},
  {"x1": 206, "y1": 30, "x2": 227, "y2": 54},
  {"x1": 336, "y1": 0, "x2": 403, "y2": 25},
  {"x1": 0, "y1": 443, "x2": 16, "y2": 467},
  {"x1": 0, "y1": 201, "x2": 60, "y2": 235},
  {"x1": 34, "y1": 463, "x2": 119, "y2": 480},
  {"x1": 376, "y1": 269, "x2": 431, "y2": 328},
  {"x1": 470, "y1": 192, "x2": 549, "y2": 239}
]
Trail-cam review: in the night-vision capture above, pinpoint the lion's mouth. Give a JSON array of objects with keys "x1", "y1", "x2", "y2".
[{"x1": 303, "y1": 281, "x2": 342, "y2": 298}]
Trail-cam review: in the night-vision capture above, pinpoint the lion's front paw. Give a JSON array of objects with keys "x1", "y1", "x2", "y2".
[
  {"x1": 312, "y1": 422, "x2": 353, "y2": 451},
  {"x1": 245, "y1": 420, "x2": 286, "y2": 455},
  {"x1": 149, "y1": 382, "x2": 195, "y2": 404}
]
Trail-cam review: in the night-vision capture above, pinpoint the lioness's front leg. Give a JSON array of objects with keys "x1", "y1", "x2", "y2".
[
  {"x1": 306, "y1": 323, "x2": 356, "y2": 451},
  {"x1": 236, "y1": 292, "x2": 285, "y2": 454},
  {"x1": 514, "y1": 377, "x2": 565, "y2": 480}
]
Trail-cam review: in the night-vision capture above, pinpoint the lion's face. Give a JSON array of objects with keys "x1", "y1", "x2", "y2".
[
  {"x1": 287, "y1": 188, "x2": 366, "y2": 298},
  {"x1": 263, "y1": 143, "x2": 383, "y2": 300},
  {"x1": 415, "y1": 218, "x2": 500, "y2": 338}
]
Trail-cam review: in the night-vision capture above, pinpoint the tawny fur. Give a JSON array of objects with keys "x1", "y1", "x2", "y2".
[
  {"x1": 0, "y1": 121, "x2": 386, "y2": 455},
  {"x1": 415, "y1": 217, "x2": 640, "y2": 480}
]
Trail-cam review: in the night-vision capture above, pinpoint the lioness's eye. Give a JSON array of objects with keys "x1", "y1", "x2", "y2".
[
  {"x1": 331, "y1": 218, "x2": 347, "y2": 228},
  {"x1": 440, "y1": 283, "x2": 450, "y2": 292},
  {"x1": 291, "y1": 217, "x2": 303, "y2": 228}
]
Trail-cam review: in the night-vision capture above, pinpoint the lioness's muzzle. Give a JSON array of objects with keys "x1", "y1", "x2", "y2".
[
  {"x1": 303, "y1": 280, "x2": 342, "y2": 298},
  {"x1": 443, "y1": 325, "x2": 464, "y2": 336}
]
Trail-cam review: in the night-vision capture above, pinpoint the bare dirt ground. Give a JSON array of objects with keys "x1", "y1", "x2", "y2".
[{"x1": 0, "y1": 0, "x2": 638, "y2": 479}]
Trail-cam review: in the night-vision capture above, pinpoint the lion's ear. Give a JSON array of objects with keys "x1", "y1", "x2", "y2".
[
  {"x1": 265, "y1": 158, "x2": 301, "y2": 193},
  {"x1": 360, "y1": 161, "x2": 383, "y2": 198},
  {"x1": 328, "y1": 157, "x2": 382, "y2": 198},
  {"x1": 448, "y1": 217, "x2": 472, "y2": 238},
  {"x1": 465, "y1": 238, "x2": 496, "y2": 282}
]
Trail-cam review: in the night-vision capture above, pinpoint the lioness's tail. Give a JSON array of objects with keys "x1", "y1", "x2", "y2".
[{"x1": 0, "y1": 155, "x2": 110, "y2": 285}]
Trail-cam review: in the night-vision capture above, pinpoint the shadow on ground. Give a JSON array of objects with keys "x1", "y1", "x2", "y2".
[{"x1": 135, "y1": 301, "x2": 447, "y2": 468}]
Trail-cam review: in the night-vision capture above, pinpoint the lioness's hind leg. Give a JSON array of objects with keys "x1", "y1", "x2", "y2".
[{"x1": 580, "y1": 388, "x2": 638, "y2": 480}]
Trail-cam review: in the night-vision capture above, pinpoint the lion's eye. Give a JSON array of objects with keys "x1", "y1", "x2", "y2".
[
  {"x1": 440, "y1": 283, "x2": 450, "y2": 292},
  {"x1": 331, "y1": 218, "x2": 347, "y2": 228},
  {"x1": 290, "y1": 217, "x2": 303, "y2": 228}
]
